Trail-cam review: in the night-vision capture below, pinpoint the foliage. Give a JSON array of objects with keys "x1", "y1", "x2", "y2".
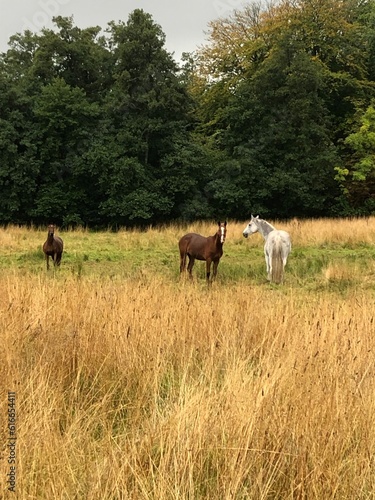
[
  {"x1": 1, "y1": 2, "x2": 375, "y2": 226},
  {"x1": 335, "y1": 104, "x2": 375, "y2": 209},
  {"x1": 190, "y1": 0, "x2": 375, "y2": 217},
  {"x1": 95, "y1": 11, "x2": 203, "y2": 225},
  {"x1": 0, "y1": 11, "x2": 215, "y2": 226}
]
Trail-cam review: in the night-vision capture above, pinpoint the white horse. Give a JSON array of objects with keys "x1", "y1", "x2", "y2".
[{"x1": 243, "y1": 215, "x2": 291, "y2": 284}]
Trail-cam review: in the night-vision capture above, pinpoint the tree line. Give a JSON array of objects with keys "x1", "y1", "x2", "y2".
[{"x1": 1, "y1": 2, "x2": 375, "y2": 227}]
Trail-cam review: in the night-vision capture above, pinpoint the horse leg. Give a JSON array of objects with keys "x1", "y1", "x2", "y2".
[
  {"x1": 280, "y1": 251, "x2": 289, "y2": 283},
  {"x1": 46, "y1": 254, "x2": 50, "y2": 270},
  {"x1": 206, "y1": 259, "x2": 212, "y2": 283},
  {"x1": 265, "y1": 251, "x2": 271, "y2": 281},
  {"x1": 180, "y1": 252, "x2": 187, "y2": 274},
  {"x1": 187, "y1": 256, "x2": 195, "y2": 279},
  {"x1": 282, "y1": 251, "x2": 288, "y2": 269},
  {"x1": 212, "y1": 260, "x2": 219, "y2": 280},
  {"x1": 56, "y1": 253, "x2": 62, "y2": 267},
  {"x1": 282, "y1": 255, "x2": 287, "y2": 279}
]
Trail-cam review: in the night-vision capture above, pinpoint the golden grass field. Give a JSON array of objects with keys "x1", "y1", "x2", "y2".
[{"x1": 1, "y1": 218, "x2": 375, "y2": 499}]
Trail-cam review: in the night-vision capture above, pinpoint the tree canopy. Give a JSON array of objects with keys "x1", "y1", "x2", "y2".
[{"x1": 1, "y1": 3, "x2": 375, "y2": 226}]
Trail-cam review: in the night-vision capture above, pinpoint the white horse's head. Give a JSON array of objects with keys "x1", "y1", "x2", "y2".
[{"x1": 242, "y1": 215, "x2": 259, "y2": 238}]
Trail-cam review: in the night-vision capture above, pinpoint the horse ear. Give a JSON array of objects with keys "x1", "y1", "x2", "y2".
[{"x1": 224, "y1": 221, "x2": 227, "y2": 226}]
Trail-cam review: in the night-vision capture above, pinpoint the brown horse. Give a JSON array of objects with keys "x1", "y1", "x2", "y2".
[
  {"x1": 43, "y1": 224, "x2": 64, "y2": 270},
  {"x1": 179, "y1": 221, "x2": 227, "y2": 282}
]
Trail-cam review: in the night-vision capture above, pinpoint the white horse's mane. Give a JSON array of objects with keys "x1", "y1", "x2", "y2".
[{"x1": 253, "y1": 216, "x2": 275, "y2": 236}]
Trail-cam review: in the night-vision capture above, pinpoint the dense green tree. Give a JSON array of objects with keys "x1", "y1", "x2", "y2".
[
  {"x1": 30, "y1": 77, "x2": 100, "y2": 225},
  {"x1": 188, "y1": 0, "x2": 375, "y2": 217},
  {"x1": 219, "y1": 44, "x2": 340, "y2": 218},
  {"x1": 95, "y1": 9, "x2": 206, "y2": 225},
  {"x1": 0, "y1": 67, "x2": 40, "y2": 222},
  {"x1": 2, "y1": 3, "x2": 375, "y2": 225},
  {"x1": 335, "y1": 105, "x2": 375, "y2": 211},
  {"x1": 0, "y1": 17, "x2": 110, "y2": 225},
  {"x1": 29, "y1": 16, "x2": 111, "y2": 99}
]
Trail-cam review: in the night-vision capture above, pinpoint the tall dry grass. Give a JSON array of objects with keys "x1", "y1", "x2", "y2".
[
  {"x1": 0, "y1": 220, "x2": 375, "y2": 498},
  {"x1": 234, "y1": 216, "x2": 375, "y2": 245},
  {"x1": 1, "y1": 215, "x2": 375, "y2": 249}
]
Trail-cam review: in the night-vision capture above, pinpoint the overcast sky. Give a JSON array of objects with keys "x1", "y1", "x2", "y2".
[{"x1": 0, "y1": 0, "x2": 245, "y2": 60}]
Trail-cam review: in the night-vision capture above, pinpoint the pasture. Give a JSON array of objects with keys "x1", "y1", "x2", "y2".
[{"x1": 1, "y1": 218, "x2": 375, "y2": 498}]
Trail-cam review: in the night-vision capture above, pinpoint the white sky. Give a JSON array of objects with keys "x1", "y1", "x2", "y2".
[{"x1": 0, "y1": 0, "x2": 246, "y2": 61}]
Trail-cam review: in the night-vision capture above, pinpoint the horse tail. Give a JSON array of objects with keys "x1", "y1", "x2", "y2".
[
  {"x1": 178, "y1": 236, "x2": 188, "y2": 273},
  {"x1": 271, "y1": 240, "x2": 283, "y2": 284}
]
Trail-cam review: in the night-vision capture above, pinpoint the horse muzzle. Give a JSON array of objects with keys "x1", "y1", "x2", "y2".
[{"x1": 243, "y1": 233, "x2": 248, "y2": 238}]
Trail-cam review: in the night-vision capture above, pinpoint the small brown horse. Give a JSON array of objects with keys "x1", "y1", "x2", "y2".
[
  {"x1": 179, "y1": 221, "x2": 227, "y2": 282},
  {"x1": 43, "y1": 224, "x2": 64, "y2": 270}
]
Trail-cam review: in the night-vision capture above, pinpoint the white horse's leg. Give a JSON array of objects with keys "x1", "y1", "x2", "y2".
[
  {"x1": 265, "y1": 249, "x2": 271, "y2": 281},
  {"x1": 281, "y1": 243, "x2": 290, "y2": 267},
  {"x1": 280, "y1": 242, "x2": 290, "y2": 280}
]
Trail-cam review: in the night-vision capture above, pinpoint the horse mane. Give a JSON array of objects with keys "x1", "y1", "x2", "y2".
[{"x1": 256, "y1": 218, "x2": 275, "y2": 235}]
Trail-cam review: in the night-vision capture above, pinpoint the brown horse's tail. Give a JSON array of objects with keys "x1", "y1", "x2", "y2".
[
  {"x1": 179, "y1": 239, "x2": 187, "y2": 273},
  {"x1": 271, "y1": 241, "x2": 283, "y2": 284}
]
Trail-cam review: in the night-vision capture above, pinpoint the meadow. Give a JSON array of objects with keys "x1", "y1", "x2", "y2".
[{"x1": 1, "y1": 218, "x2": 375, "y2": 499}]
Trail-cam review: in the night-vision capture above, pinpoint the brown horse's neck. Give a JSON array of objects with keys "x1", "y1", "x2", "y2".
[{"x1": 47, "y1": 233, "x2": 54, "y2": 244}]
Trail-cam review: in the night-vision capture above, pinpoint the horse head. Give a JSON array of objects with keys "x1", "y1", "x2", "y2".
[
  {"x1": 243, "y1": 215, "x2": 259, "y2": 238},
  {"x1": 217, "y1": 221, "x2": 227, "y2": 244},
  {"x1": 47, "y1": 224, "x2": 55, "y2": 237}
]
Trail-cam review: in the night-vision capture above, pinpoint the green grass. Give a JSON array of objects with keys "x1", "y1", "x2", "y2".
[{"x1": 1, "y1": 225, "x2": 375, "y2": 294}]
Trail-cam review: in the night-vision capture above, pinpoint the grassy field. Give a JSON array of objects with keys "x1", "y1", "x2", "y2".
[{"x1": 1, "y1": 218, "x2": 375, "y2": 498}]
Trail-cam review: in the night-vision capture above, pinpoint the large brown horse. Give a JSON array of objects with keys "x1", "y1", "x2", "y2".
[
  {"x1": 179, "y1": 221, "x2": 227, "y2": 283},
  {"x1": 43, "y1": 224, "x2": 64, "y2": 270}
]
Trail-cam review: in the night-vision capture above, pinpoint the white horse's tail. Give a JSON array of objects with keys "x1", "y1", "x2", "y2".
[{"x1": 271, "y1": 240, "x2": 283, "y2": 284}]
